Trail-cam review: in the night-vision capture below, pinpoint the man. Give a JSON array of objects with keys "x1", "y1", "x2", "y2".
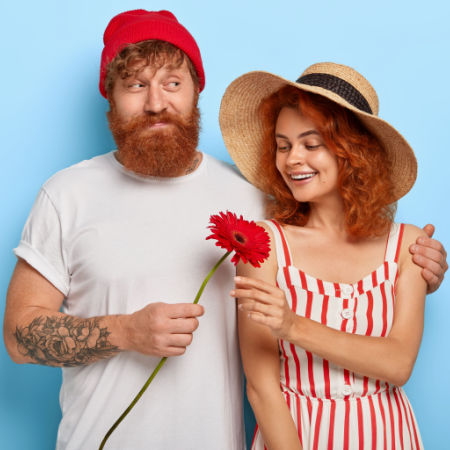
[{"x1": 3, "y1": 9, "x2": 447, "y2": 450}]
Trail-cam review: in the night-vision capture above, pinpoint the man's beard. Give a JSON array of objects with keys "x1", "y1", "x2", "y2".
[{"x1": 107, "y1": 104, "x2": 200, "y2": 177}]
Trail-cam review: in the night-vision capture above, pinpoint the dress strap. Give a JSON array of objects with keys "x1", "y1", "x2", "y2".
[
  {"x1": 263, "y1": 220, "x2": 294, "y2": 268},
  {"x1": 383, "y1": 223, "x2": 405, "y2": 263}
]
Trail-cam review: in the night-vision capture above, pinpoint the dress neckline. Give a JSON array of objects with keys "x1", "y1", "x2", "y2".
[
  {"x1": 267, "y1": 220, "x2": 403, "y2": 298},
  {"x1": 283, "y1": 260, "x2": 397, "y2": 287}
]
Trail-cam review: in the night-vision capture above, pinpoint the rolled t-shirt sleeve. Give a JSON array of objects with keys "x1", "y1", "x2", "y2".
[{"x1": 14, "y1": 187, "x2": 70, "y2": 296}]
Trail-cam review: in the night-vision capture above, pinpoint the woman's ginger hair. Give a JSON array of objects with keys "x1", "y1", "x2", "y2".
[{"x1": 259, "y1": 85, "x2": 396, "y2": 238}]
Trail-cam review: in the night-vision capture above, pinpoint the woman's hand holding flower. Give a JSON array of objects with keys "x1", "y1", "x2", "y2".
[{"x1": 232, "y1": 276, "x2": 296, "y2": 341}]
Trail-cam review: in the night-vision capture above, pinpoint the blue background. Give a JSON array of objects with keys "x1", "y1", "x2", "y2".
[{"x1": 1, "y1": 1, "x2": 449, "y2": 448}]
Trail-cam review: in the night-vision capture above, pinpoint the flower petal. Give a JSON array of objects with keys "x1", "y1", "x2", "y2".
[{"x1": 206, "y1": 211, "x2": 270, "y2": 267}]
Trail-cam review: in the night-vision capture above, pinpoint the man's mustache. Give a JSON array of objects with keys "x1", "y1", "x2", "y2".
[{"x1": 127, "y1": 111, "x2": 186, "y2": 129}]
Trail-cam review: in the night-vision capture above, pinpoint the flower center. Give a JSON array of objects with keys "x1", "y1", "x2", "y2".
[{"x1": 233, "y1": 231, "x2": 247, "y2": 245}]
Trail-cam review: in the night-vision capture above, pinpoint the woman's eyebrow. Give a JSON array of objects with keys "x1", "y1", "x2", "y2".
[{"x1": 275, "y1": 130, "x2": 320, "y2": 139}]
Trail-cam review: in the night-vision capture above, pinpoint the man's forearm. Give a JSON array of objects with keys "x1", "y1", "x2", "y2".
[
  {"x1": 9, "y1": 311, "x2": 122, "y2": 367},
  {"x1": 4, "y1": 259, "x2": 205, "y2": 365}
]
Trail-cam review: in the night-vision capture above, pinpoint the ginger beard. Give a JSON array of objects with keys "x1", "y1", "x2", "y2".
[{"x1": 107, "y1": 103, "x2": 200, "y2": 177}]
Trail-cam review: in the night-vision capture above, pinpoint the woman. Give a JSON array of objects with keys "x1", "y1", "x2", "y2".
[{"x1": 219, "y1": 63, "x2": 425, "y2": 449}]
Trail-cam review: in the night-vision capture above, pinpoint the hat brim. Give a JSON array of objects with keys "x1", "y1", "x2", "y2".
[{"x1": 219, "y1": 71, "x2": 417, "y2": 202}]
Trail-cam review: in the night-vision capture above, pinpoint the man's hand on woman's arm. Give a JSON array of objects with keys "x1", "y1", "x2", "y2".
[{"x1": 411, "y1": 224, "x2": 448, "y2": 294}]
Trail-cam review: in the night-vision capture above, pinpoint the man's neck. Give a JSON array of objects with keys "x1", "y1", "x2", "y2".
[
  {"x1": 114, "y1": 150, "x2": 203, "y2": 177},
  {"x1": 184, "y1": 151, "x2": 203, "y2": 175}
]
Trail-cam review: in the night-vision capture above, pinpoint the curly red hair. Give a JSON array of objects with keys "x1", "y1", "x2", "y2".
[
  {"x1": 104, "y1": 40, "x2": 199, "y2": 97},
  {"x1": 259, "y1": 85, "x2": 396, "y2": 238}
]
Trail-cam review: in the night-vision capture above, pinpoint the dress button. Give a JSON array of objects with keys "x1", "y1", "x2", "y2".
[
  {"x1": 341, "y1": 308, "x2": 353, "y2": 320},
  {"x1": 342, "y1": 385, "x2": 352, "y2": 396},
  {"x1": 342, "y1": 285, "x2": 353, "y2": 296}
]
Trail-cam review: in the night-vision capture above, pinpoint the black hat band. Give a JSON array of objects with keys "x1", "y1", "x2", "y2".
[{"x1": 296, "y1": 73, "x2": 373, "y2": 114}]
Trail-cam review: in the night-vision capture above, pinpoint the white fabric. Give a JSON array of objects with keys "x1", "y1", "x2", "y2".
[{"x1": 14, "y1": 151, "x2": 264, "y2": 450}]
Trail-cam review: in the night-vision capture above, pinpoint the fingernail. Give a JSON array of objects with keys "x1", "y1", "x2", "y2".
[
  {"x1": 230, "y1": 290, "x2": 235, "y2": 296},
  {"x1": 411, "y1": 245, "x2": 417, "y2": 252},
  {"x1": 417, "y1": 238, "x2": 424, "y2": 245},
  {"x1": 234, "y1": 276, "x2": 241, "y2": 282}
]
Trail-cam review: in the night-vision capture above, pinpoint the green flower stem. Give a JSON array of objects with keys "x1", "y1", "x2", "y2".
[
  {"x1": 193, "y1": 251, "x2": 231, "y2": 304},
  {"x1": 99, "y1": 250, "x2": 232, "y2": 449},
  {"x1": 99, "y1": 356, "x2": 167, "y2": 449}
]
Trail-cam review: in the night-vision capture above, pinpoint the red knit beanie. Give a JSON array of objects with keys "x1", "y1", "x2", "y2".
[{"x1": 99, "y1": 9, "x2": 205, "y2": 98}]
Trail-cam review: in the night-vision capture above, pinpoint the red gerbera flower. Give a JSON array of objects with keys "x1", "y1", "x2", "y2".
[{"x1": 206, "y1": 211, "x2": 271, "y2": 267}]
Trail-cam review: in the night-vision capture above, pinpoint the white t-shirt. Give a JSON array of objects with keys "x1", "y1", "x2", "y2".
[{"x1": 14, "y1": 151, "x2": 264, "y2": 450}]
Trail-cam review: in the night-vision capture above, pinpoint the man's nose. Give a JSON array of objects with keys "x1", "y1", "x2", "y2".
[{"x1": 144, "y1": 85, "x2": 167, "y2": 114}]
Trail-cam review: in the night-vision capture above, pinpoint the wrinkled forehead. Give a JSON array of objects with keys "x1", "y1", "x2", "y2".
[
  {"x1": 126, "y1": 55, "x2": 188, "y2": 78},
  {"x1": 123, "y1": 48, "x2": 186, "y2": 73}
]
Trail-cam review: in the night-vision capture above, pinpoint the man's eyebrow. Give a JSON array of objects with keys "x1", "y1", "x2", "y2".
[
  {"x1": 275, "y1": 130, "x2": 320, "y2": 139},
  {"x1": 161, "y1": 62, "x2": 186, "y2": 72}
]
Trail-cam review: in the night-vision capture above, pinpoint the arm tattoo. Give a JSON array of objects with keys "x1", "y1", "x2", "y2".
[{"x1": 14, "y1": 316, "x2": 119, "y2": 367}]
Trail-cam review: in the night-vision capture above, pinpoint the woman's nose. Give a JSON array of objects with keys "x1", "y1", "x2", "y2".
[{"x1": 286, "y1": 145, "x2": 306, "y2": 166}]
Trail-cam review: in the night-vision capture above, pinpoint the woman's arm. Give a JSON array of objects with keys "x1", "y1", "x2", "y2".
[
  {"x1": 236, "y1": 224, "x2": 302, "y2": 450},
  {"x1": 235, "y1": 224, "x2": 427, "y2": 386}
]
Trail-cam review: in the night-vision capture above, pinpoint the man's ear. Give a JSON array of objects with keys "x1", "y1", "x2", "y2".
[
  {"x1": 107, "y1": 94, "x2": 115, "y2": 111},
  {"x1": 193, "y1": 87, "x2": 200, "y2": 105}
]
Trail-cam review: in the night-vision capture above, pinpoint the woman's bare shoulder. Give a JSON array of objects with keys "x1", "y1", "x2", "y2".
[
  {"x1": 399, "y1": 223, "x2": 427, "y2": 267},
  {"x1": 401, "y1": 223, "x2": 427, "y2": 246}
]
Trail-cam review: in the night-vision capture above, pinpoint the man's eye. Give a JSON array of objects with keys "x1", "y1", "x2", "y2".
[
  {"x1": 128, "y1": 83, "x2": 144, "y2": 88},
  {"x1": 167, "y1": 81, "x2": 180, "y2": 88}
]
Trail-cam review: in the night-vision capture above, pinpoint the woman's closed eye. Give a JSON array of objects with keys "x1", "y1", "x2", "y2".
[
  {"x1": 276, "y1": 139, "x2": 291, "y2": 152},
  {"x1": 304, "y1": 138, "x2": 324, "y2": 150},
  {"x1": 305, "y1": 143, "x2": 322, "y2": 150}
]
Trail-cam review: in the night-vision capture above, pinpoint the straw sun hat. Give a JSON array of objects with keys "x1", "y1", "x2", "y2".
[{"x1": 219, "y1": 62, "x2": 417, "y2": 202}]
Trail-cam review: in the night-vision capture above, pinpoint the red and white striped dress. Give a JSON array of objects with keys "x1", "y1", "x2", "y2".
[{"x1": 251, "y1": 220, "x2": 423, "y2": 450}]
